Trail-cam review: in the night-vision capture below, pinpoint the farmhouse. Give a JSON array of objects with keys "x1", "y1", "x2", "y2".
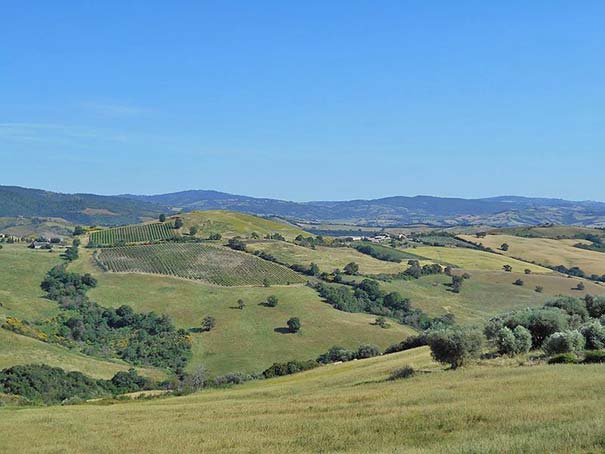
[{"x1": 29, "y1": 241, "x2": 52, "y2": 249}]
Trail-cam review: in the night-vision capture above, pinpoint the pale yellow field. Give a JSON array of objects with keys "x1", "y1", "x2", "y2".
[
  {"x1": 247, "y1": 241, "x2": 424, "y2": 274},
  {"x1": 409, "y1": 246, "x2": 551, "y2": 273},
  {"x1": 460, "y1": 234, "x2": 605, "y2": 276},
  {"x1": 2, "y1": 347, "x2": 605, "y2": 453}
]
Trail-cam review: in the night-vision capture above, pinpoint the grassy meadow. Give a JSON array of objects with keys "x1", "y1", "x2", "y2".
[
  {"x1": 461, "y1": 234, "x2": 605, "y2": 276},
  {"x1": 409, "y1": 245, "x2": 551, "y2": 273},
  {"x1": 2, "y1": 347, "x2": 605, "y2": 453},
  {"x1": 73, "y1": 248, "x2": 415, "y2": 375},
  {"x1": 247, "y1": 240, "x2": 424, "y2": 274}
]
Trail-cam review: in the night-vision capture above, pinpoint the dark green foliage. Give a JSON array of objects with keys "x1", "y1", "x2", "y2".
[
  {"x1": 62, "y1": 244, "x2": 79, "y2": 262},
  {"x1": 159, "y1": 214, "x2": 166, "y2": 223},
  {"x1": 343, "y1": 262, "x2": 359, "y2": 275},
  {"x1": 294, "y1": 234, "x2": 324, "y2": 248},
  {"x1": 40, "y1": 265, "x2": 97, "y2": 301},
  {"x1": 73, "y1": 225, "x2": 85, "y2": 236},
  {"x1": 237, "y1": 299, "x2": 246, "y2": 310},
  {"x1": 553, "y1": 265, "x2": 586, "y2": 278},
  {"x1": 208, "y1": 233, "x2": 222, "y2": 240},
  {"x1": 384, "y1": 334, "x2": 428, "y2": 354},
  {"x1": 384, "y1": 292, "x2": 410, "y2": 312},
  {"x1": 500, "y1": 243, "x2": 509, "y2": 251},
  {"x1": 213, "y1": 372, "x2": 254, "y2": 386},
  {"x1": 585, "y1": 295, "x2": 605, "y2": 319},
  {"x1": 388, "y1": 365, "x2": 415, "y2": 380},
  {"x1": 353, "y1": 243, "x2": 402, "y2": 262},
  {"x1": 513, "y1": 279, "x2": 524, "y2": 286},
  {"x1": 287, "y1": 317, "x2": 301, "y2": 333},
  {"x1": 548, "y1": 353, "x2": 579, "y2": 364},
  {"x1": 262, "y1": 360, "x2": 318, "y2": 378},
  {"x1": 405, "y1": 260, "x2": 443, "y2": 279},
  {"x1": 201, "y1": 316, "x2": 216, "y2": 332},
  {"x1": 493, "y1": 326, "x2": 532, "y2": 356},
  {"x1": 583, "y1": 350, "x2": 605, "y2": 363},
  {"x1": 0, "y1": 364, "x2": 151, "y2": 405},
  {"x1": 265, "y1": 295, "x2": 279, "y2": 307},
  {"x1": 427, "y1": 327, "x2": 483, "y2": 369},
  {"x1": 227, "y1": 237, "x2": 246, "y2": 251},
  {"x1": 451, "y1": 275, "x2": 464, "y2": 293},
  {"x1": 317, "y1": 346, "x2": 357, "y2": 364},
  {"x1": 189, "y1": 226, "x2": 199, "y2": 236},
  {"x1": 356, "y1": 344, "x2": 380, "y2": 359},
  {"x1": 174, "y1": 218, "x2": 184, "y2": 229},
  {"x1": 485, "y1": 307, "x2": 570, "y2": 348},
  {"x1": 544, "y1": 296, "x2": 588, "y2": 320}
]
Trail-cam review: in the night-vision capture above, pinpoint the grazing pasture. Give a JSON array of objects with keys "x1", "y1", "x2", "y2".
[
  {"x1": 2, "y1": 347, "x2": 605, "y2": 453},
  {"x1": 247, "y1": 241, "x2": 426, "y2": 274},
  {"x1": 409, "y1": 246, "x2": 551, "y2": 273},
  {"x1": 89, "y1": 222, "x2": 176, "y2": 246},
  {"x1": 95, "y1": 243, "x2": 305, "y2": 286},
  {"x1": 460, "y1": 234, "x2": 605, "y2": 276}
]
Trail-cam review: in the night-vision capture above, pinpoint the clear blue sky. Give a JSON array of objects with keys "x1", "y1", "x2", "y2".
[{"x1": 1, "y1": 1, "x2": 604, "y2": 201}]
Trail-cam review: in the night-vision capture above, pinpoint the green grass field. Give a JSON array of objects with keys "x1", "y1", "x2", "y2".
[
  {"x1": 375, "y1": 270, "x2": 605, "y2": 325},
  {"x1": 2, "y1": 347, "x2": 604, "y2": 453},
  {"x1": 247, "y1": 241, "x2": 424, "y2": 274},
  {"x1": 177, "y1": 210, "x2": 309, "y2": 240},
  {"x1": 74, "y1": 248, "x2": 415, "y2": 375},
  {"x1": 0, "y1": 244, "x2": 62, "y2": 322},
  {"x1": 88, "y1": 222, "x2": 176, "y2": 246},
  {"x1": 409, "y1": 246, "x2": 551, "y2": 273},
  {"x1": 95, "y1": 243, "x2": 305, "y2": 286},
  {"x1": 461, "y1": 234, "x2": 605, "y2": 276}
]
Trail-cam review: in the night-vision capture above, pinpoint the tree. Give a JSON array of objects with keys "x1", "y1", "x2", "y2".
[
  {"x1": 266, "y1": 296, "x2": 278, "y2": 307},
  {"x1": 159, "y1": 214, "x2": 166, "y2": 223},
  {"x1": 524, "y1": 269, "x2": 532, "y2": 275},
  {"x1": 542, "y1": 330, "x2": 585, "y2": 356},
  {"x1": 503, "y1": 265, "x2": 513, "y2": 272},
  {"x1": 73, "y1": 226, "x2": 84, "y2": 236},
  {"x1": 500, "y1": 243, "x2": 509, "y2": 251},
  {"x1": 427, "y1": 327, "x2": 483, "y2": 369},
  {"x1": 580, "y1": 320, "x2": 605, "y2": 350},
  {"x1": 237, "y1": 299, "x2": 246, "y2": 310},
  {"x1": 189, "y1": 226, "x2": 199, "y2": 236},
  {"x1": 287, "y1": 317, "x2": 301, "y2": 333},
  {"x1": 535, "y1": 286, "x2": 544, "y2": 293},
  {"x1": 343, "y1": 262, "x2": 359, "y2": 275},
  {"x1": 201, "y1": 316, "x2": 216, "y2": 332},
  {"x1": 174, "y1": 218, "x2": 183, "y2": 229},
  {"x1": 451, "y1": 275, "x2": 464, "y2": 293},
  {"x1": 227, "y1": 237, "x2": 246, "y2": 251},
  {"x1": 384, "y1": 292, "x2": 410, "y2": 311},
  {"x1": 494, "y1": 326, "x2": 532, "y2": 356},
  {"x1": 208, "y1": 233, "x2": 222, "y2": 240},
  {"x1": 250, "y1": 232, "x2": 260, "y2": 239},
  {"x1": 375, "y1": 316, "x2": 389, "y2": 328},
  {"x1": 576, "y1": 282, "x2": 585, "y2": 291},
  {"x1": 513, "y1": 279, "x2": 524, "y2": 286},
  {"x1": 309, "y1": 263, "x2": 320, "y2": 276},
  {"x1": 586, "y1": 295, "x2": 605, "y2": 319},
  {"x1": 263, "y1": 278, "x2": 270, "y2": 288},
  {"x1": 356, "y1": 344, "x2": 380, "y2": 359}
]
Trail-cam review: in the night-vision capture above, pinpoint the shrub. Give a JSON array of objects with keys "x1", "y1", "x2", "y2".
[
  {"x1": 265, "y1": 296, "x2": 279, "y2": 307},
  {"x1": 286, "y1": 317, "x2": 301, "y2": 333},
  {"x1": 262, "y1": 360, "x2": 317, "y2": 378},
  {"x1": 542, "y1": 330, "x2": 586, "y2": 356},
  {"x1": 389, "y1": 366, "x2": 415, "y2": 380},
  {"x1": 583, "y1": 350, "x2": 605, "y2": 363},
  {"x1": 427, "y1": 327, "x2": 483, "y2": 369},
  {"x1": 494, "y1": 326, "x2": 532, "y2": 356},
  {"x1": 213, "y1": 372, "x2": 254, "y2": 386},
  {"x1": 384, "y1": 334, "x2": 428, "y2": 354},
  {"x1": 201, "y1": 316, "x2": 216, "y2": 332},
  {"x1": 513, "y1": 279, "x2": 524, "y2": 286},
  {"x1": 585, "y1": 295, "x2": 605, "y2": 319},
  {"x1": 356, "y1": 344, "x2": 380, "y2": 359},
  {"x1": 548, "y1": 353, "x2": 579, "y2": 364},
  {"x1": 535, "y1": 286, "x2": 544, "y2": 293},
  {"x1": 544, "y1": 296, "x2": 588, "y2": 320},
  {"x1": 579, "y1": 320, "x2": 605, "y2": 350},
  {"x1": 317, "y1": 346, "x2": 356, "y2": 364}
]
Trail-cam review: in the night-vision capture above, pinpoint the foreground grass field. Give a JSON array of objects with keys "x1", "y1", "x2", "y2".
[
  {"x1": 74, "y1": 248, "x2": 415, "y2": 375},
  {"x1": 0, "y1": 329, "x2": 164, "y2": 380},
  {"x1": 247, "y1": 240, "x2": 423, "y2": 274},
  {"x1": 2, "y1": 347, "x2": 605, "y2": 453},
  {"x1": 460, "y1": 234, "x2": 605, "y2": 276},
  {"x1": 409, "y1": 246, "x2": 551, "y2": 273}
]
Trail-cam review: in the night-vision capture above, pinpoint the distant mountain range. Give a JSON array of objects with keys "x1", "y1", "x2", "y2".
[{"x1": 2, "y1": 185, "x2": 605, "y2": 228}]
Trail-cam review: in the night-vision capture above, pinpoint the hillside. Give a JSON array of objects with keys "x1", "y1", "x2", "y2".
[{"x1": 2, "y1": 347, "x2": 605, "y2": 453}]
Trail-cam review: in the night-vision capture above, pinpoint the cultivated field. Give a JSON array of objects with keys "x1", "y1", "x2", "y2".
[
  {"x1": 177, "y1": 210, "x2": 308, "y2": 240},
  {"x1": 461, "y1": 234, "x2": 605, "y2": 276},
  {"x1": 2, "y1": 347, "x2": 605, "y2": 453},
  {"x1": 95, "y1": 243, "x2": 305, "y2": 286},
  {"x1": 247, "y1": 241, "x2": 427, "y2": 274},
  {"x1": 88, "y1": 222, "x2": 176, "y2": 246},
  {"x1": 409, "y1": 246, "x2": 551, "y2": 273}
]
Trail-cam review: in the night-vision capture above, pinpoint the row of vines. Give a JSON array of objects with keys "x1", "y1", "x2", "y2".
[{"x1": 89, "y1": 222, "x2": 176, "y2": 246}]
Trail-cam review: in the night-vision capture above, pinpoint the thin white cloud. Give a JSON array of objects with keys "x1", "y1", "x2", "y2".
[{"x1": 82, "y1": 101, "x2": 153, "y2": 117}]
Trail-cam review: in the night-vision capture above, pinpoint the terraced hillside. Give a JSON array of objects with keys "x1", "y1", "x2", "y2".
[
  {"x1": 88, "y1": 222, "x2": 176, "y2": 246},
  {"x1": 461, "y1": 234, "x2": 605, "y2": 276},
  {"x1": 2, "y1": 347, "x2": 605, "y2": 453},
  {"x1": 247, "y1": 241, "x2": 427, "y2": 274},
  {"x1": 95, "y1": 243, "x2": 305, "y2": 286},
  {"x1": 176, "y1": 210, "x2": 308, "y2": 240}
]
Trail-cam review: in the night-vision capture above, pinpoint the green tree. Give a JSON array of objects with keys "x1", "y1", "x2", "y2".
[
  {"x1": 208, "y1": 233, "x2": 222, "y2": 240},
  {"x1": 73, "y1": 226, "x2": 84, "y2": 236},
  {"x1": 174, "y1": 218, "x2": 184, "y2": 229},
  {"x1": 513, "y1": 279, "x2": 524, "y2": 286},
  {"x1": 309, "y1": 262, "x2": 320, "y2": 276},
  {"x1": 375, "y1": 316, "x2": 389, "y2": 328},
  {"x1": 159, "y1": 214, "x2": 166, "y2": 223},
  {"x1": 542, "y1": 330, "x2": 585, "y2": 356},
  {"x1": 201, "y1": 316, "x2": 216, "y2": 332},
  {"x1": 356, "y1": 344, "x2": 380, "y2": 359},
  {"x1": 266, "y1": 295, "x2": 278, "y2": 307},
  {"x1": 427, "y1": 327, "x2": 483, "y2": 369},
  {"x1": 189, "y1": 226, "x2": 199, "y2": 236},
  {"x1": 503, "y1": 264, "x2": 513, "y2": 272},
  {"x1": 286, "y1": 317, "x2": 301, "y2": 333},
  {"x1": 343, "y1": 262, "x2": 359, "y2": 275},
  {"x1": 237, "y1": 299, "x2": 246, "y2": 310},
  {"x1": 500, "y1": 243, "x2": 509, "y2": 251}
]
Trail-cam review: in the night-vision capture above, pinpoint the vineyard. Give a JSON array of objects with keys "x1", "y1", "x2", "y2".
[
  {"x1": 89, "y1": 223, "x2": 176, "y2": 246},
  {"x1": 94, "y1": 243, "x2": 306, "y2": 286}
]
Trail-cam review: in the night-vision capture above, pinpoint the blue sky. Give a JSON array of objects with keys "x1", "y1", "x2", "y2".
[{"x1": 1, "y1": 1, "x2": 604, "y2": 201}]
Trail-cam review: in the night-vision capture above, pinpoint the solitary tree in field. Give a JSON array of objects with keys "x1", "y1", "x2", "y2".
[
  {"x1": 266, "y1": 295, "x2": 278, "y2": 307},
  {"x1": 427, "y1": 327, "x2": 483, "y2": 369},
  {"x1": 503, "y1": 265, "x2": 513, "y2": 272},
  {"x1": 250, "y1": 232, "x2": 260, "y2": 239},
  {"x1": 287, "y1": 317, "x2": 301, "y2": 333},
  {"x1": 344, "y1": 262, "x2": 359, "y2": 275},
  {"x1": 500, "y1": 243, "x2": 509, "y2": 251},
  {"x1": 201, "y1": 316, "x2": 216, "y2": 332},
  {"x1": 576, "y1": 282, "x2": 586, "y2": 291},
  {"x1": 159, "y1": 214, "x2": 166, "y2": 223},
  {"x1": 375, "y1": 316, "x2": 389, "y2": 328},
  {"x1": 513, "y1": 278, "x2": 524, "y2": 286},
  {"x1": 189, "y1": 226, "x2": 199, "y2": 236},
  {"x1": 174, "y1": 218, "x2": 184, "y2": 229},
  {"x1": 535, "y1": 286, "x2": 544, "y2": 293},
  {"x1": 524, "y1": 269, "x2": 532, "y2": 275},
  {"x1": 237, "y1": 299, "x2": 246, "y2": 310}
]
